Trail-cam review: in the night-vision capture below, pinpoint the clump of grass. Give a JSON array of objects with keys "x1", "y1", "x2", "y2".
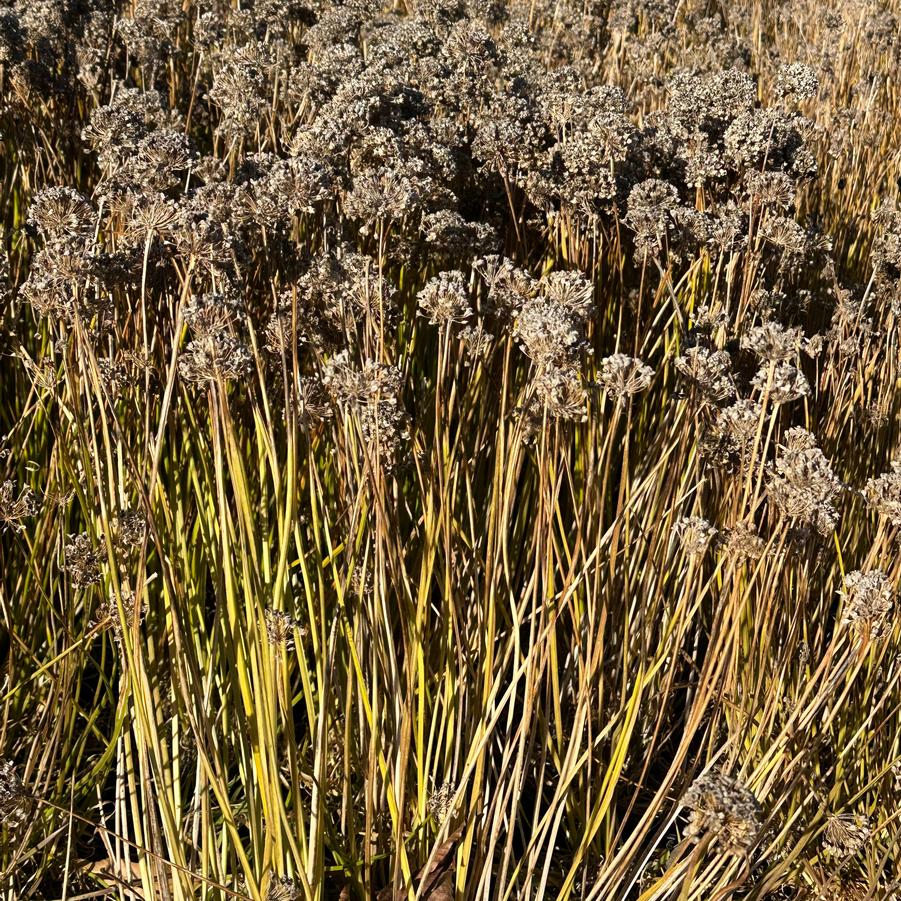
[{"x1": 1, "y1": 0, "x2": 901, "y2": 899}]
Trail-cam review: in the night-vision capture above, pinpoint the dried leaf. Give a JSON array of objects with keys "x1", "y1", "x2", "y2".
[{"x1": 376, "y1": 828, "x2": 462, "y2": 901}]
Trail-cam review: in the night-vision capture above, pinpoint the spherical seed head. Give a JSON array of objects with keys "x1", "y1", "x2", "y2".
[
  {"x1": 184, "y1": 294, "x2": 245, "y2": 337},
  {"x1": 775, "y1": 63, "x2": 819, "y2": 101},
  {"x1": 751, "y1": 362, "x2": 810, "y2": 404},
  {"x1": 64, "y1": 532, "x2": 104, "y2": 590},
  {"x1": 513, "y1": 295, "x2": 588, "y2": 368},
  {"x1": 717, "y1": 399, "x2": 762, "y2": 444},
  {"x1": 741, "y1": 321, "x2": 803, "y2": 363},
  {"x1": 178, "y1": 334, "x2": 253, "y2": 385},
  {"x1": 597, "y1": 354, "x2": 654, "y2": 400},
  {"x1": 113, "y1": 509, "x2": 146, "y2": 551},
  {"x1": 864, "y1": 462, "x2": 901, "y2": 527},
  {"x1": 417, "y1": 270, "x2": 472, "y2": 325},
  {"x1": 722, "y1": 521, "x2": 766, "y2": 561},
  {"x1": 823, "y1": 813, "x2": 871, "y2": 858},
  {"x1": 839, "y1": 571, "x2": 895, "y2": 640},
  {"x1": 674, "y1": 347, "x2": 735, "y2": 402},
  {"x1": 532, "y1": 365, "x2": 588, "y2": 422},
  {"x1": 682, "y1": 772, "x2": 762, "y2": 854},
  {"x1": 321, "y1": 352, "x2": 411, "y2": 472},
  {"x1": 0, "y1": 480, "x2": 40, "y2": 529},
  {"x1": 27, "y1": 187, "x2": 94, "y2": 243},
  {"x1": 766, "y1": 428, "x2": 841, "y2": 535}
]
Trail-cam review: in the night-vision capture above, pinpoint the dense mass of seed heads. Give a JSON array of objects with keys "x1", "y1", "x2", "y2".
[{"x1": 2, "y1": 0, "x2": 901, "y2": 896}]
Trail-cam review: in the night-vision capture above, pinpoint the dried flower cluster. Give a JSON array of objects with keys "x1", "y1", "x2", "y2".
[{"x1": 682, "y1": 772, "x2": 763, "y2": 855}]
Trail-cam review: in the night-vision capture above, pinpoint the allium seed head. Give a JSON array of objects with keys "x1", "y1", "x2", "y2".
[
  {"x1": 839, "y1": 571, "x2": 894, "y2": 640},
  {"x1": 682, "y1": 772, "x2": 762, "y2": 854}
]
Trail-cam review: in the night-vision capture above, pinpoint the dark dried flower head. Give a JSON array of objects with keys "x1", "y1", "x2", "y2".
[
  {"x1": 744, "y1": 171, "x2": 797, "y2": 209},
  {"x1": 839, "y1": 571, "x2": 894, "y2": 640},
  {"x1": 741, "y1": 321, "x2": 803, "y2": 363},
  {"x1": 536, "y1": 365, "x2": 588, "y2": 416},
  {"x1": 596, "y1": 354, "x2": 654, "y2": 400},
  {"x1": 514, "y1": 295, "x2": 588, "y2": 368},
  {"x1": 674, "y1": 347, "x2": 734, "y2": 401},
  {"x1": 717, "y1": 399, "x2": 762, "y2": 445},
  {"x1": 266, "y1": 874, "x2": 302, "y2": 901},
  {"x1": 864, "y1": 463, "x2": 901, "y2": 527},
  {"x1": 823, "y1": 813, "x2": 871, "y2": 858},
  {"x1": 0, "y1": 480, "x2": 41, "y2": 530},
  {"x1": 265, "y1": 608, "x2": 304, "y2": 652},
  {"x1": 417, "y1": 271, "x2": 472, "y2": 325},
  {"x1": 428, "y1": 780, "x2": 455, "y2": 824},
  {"x1": 766, "y1": 427, "x2": 841, "y2": 535},
  {"x1": 459, "y1": 321, "x2": 494, "y2": 361},
  {"x1": 27, "y1": 187, "x2": 94, "y2": 243},
  {"x1": 775, "y1": 63, "x2": 819, "y2": 101},
  {"x1": 64, "y1": 532, "x2": 104, "y2": 590},
  {"x1": 0, "y1": 759, "x2": 31, "y2": 831},
  {"x1": 322, "y1": 352, "x2": 410, "y2": 471},
  {"x1": 184, "y1": 294, "x2": 245, "y2": 336},
  {"x1": 751, "y1": 362, "x2": 810, "y2": 404},
  {"x1": 682, "y1": 772, "x2": 762, "y2": 854},
  {"x1": 721, "y1": 521, "x2": 766, "y2": 561},
  {"x1": 94, "y1": 583, "x2": 142, "y2": 645},
  {"x1": 179, "y1": 333, "x2": 253, "y2": 385},
  {"x1": 113, "y1": 509, "x2": 146, "y2": 551},
  {"x1": 209, "y1": 55, "x2": 269, "y2": 136}
]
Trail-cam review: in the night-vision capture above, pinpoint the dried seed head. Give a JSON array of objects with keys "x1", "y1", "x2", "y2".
[
  {"x1": 741, "y1": 321, "x2": 803, "y2": 363},
  {"x1": 721, "y1": 521, "x2": 766, "y2": 561},
  {"x1": 0, "y1": 760, "x2": 31, "y2": 831},
  {"x1": 322, "y1": 352, "x2": 411, "y2": 471},
  {"x1": 459, "y1": 321, "x2": 494, "y2": 361},
  {"x1": 112, "y1": 509, "x2": 146, "y2": 551},
  {"x1": 823, "y1": 813, "x2": 871, "y2": 858},
  {"x1": 682, "y1": 772, "x2": 762, "y2": 854},
  {"x1": 717, "y1": 399, "x2": 762, "y2": 445},
  {"x1": 179, "y1": 333, "x2": 253, "y2": 385},
  {"x1": 864, "y1": 463, "x2": 901, "y2": 527},
  {"x1": 513, "y1": 295, "x2": 588, "y2": 368},
  {"x1": 766, "y1": 428, "x2": 841, "y2": 535},
  {"x1": 839, "y1": 571, "x2": 894, "y2": 640},
  {"x1": 64, "y1": 532, "x2": 104, "y2": 590},
  {"x1": 265, "y1": 608, "x2": 304, "y2": 652},
  {"x1": 674, "y1": 347, "x2": 734, "y2": 402},
  {"x1": 184, "y1": 294, "x2": 245, "y2": 337},
  {"x1": 0, "y1": 480, "x2": 40, "y2": 530},
  {"x1": 94, "y1": 583, "x2": 142, "y2": 645},
  {"x1": 673, "y1": 517, "x2": 717, "y2": 556},
  {"x1": 751, "y1": 362, "x2": 810, "y2": 404},
  {"x1": 265, "y1": 874, "x2": 302, "y2": 901},
  {"x1": 596, "y1": 354, "x2": 654, "y2": 400},
  {"x1": 27, "y1": 187, "x2": 94, "y2": 243},
  {"x1": 417, "y1": 271, "x2": 472, "y2": 325},
  {"x1": 428, "y1": 780, "x2": 455, "y2": 824},
  {"x1": 775, "y1": 63, "x2": 819, "y2": 101}
]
